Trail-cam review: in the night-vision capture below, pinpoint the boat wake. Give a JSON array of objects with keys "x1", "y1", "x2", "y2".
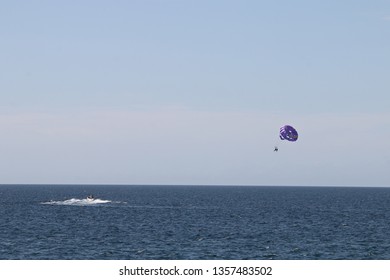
[{"x1": 41, "y1": 198, "x2": 111, "y2": 206}]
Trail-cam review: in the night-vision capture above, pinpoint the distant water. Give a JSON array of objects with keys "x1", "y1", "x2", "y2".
[{"x1": 1, "y1": 185, "x2": 390, "y2": 260}]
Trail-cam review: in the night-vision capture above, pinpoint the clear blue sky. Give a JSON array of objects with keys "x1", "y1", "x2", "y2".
[{"x1": 1, "y1": 0, "x2": 389, "y2": 186}]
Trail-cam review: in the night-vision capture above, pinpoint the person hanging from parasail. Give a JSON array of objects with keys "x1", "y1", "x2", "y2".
[{"x1": 275, "y1": 125, "x2": 298, "y2": 151}]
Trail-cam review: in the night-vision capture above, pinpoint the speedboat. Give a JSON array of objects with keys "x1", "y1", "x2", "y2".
[{"x1": 86, "y1": 195, "x2": 95, "y2": 201}]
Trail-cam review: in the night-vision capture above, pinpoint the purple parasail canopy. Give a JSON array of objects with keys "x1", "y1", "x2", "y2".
[{"x1": 279, "y1": 125, "x2": 298, "y2": 142}]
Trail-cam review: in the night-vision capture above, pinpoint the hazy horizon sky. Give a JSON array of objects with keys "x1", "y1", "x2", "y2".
[{"x1": 1, "y1": 1, "x2": 389, "y2": 186}]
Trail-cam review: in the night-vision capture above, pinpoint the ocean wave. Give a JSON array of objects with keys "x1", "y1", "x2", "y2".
[{"x1": 41, "y1": 198, "x2": 111, "y2": 206}]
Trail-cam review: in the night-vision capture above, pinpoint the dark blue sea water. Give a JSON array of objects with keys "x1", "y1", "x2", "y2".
[{"x1": 0, "y1": 185, "x2": 389, "y2": 260}]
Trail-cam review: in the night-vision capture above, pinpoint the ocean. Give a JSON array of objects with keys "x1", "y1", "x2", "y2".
[{"x1": 0, "y1": 185, "x2": 389, "y2": 260}]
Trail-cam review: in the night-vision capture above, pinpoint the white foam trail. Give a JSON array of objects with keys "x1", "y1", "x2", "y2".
[{"x1": 41, "y1": 198, "x2": 111, "y2": 206}]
